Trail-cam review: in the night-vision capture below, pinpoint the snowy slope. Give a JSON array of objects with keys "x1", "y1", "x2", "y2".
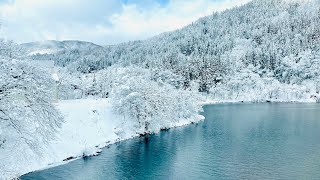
[{"x1": 49, "y1": 99, "x2": 120, "y2": 160}]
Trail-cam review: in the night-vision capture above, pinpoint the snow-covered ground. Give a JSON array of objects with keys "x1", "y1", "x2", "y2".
[
  {"x1": 48, "y1": 99, "x2": 120, "y2": 160},
  {"x1": 1, "y1": 99, "x2": 121, "y2": 179}
]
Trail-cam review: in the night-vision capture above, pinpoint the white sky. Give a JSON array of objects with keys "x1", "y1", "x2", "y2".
[{"x1": 0, "y1": 0, "x2": 251, "y2": 45}]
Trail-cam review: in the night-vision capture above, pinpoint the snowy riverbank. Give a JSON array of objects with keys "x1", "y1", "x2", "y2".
[
  {"x1": 1, "y1": 98, "x2": 203, "y2": 179},
  {"x1": 1, "y1": 99, "x2": 119, "y2": 179}
]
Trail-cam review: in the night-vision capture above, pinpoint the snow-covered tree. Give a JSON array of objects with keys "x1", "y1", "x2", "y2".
[
  {"x1": 0, "y1": 39, "x2": 25, "y2": 60},
  {"x1": 0, "y1": 59, "x2": 63, "y2": 152},
  {"x1": 107, "y1": 66, "x2": 203, "y2": 136},
  {"x1": 0, "y1": 39, "x2": 63, "y2": 152}
]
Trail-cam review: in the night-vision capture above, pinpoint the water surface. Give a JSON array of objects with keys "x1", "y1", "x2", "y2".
[{"x1": 22, "y1": 103, "x2": 320, "y2": 179}]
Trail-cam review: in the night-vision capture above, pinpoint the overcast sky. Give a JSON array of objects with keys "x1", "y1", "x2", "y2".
[{"x1": 0, "y1": 0, "x2": 251, "y2": 45}]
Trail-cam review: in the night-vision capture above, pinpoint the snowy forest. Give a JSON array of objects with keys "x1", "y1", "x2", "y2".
[
  {"x1": 29, "y1": 0, "x2": 320, "y2": 100},
  {"x1": 1, "y1": 0, "x2": 320, "y2": 178}
]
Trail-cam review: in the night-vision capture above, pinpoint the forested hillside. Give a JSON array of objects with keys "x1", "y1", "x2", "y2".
[{"x1": 27, "y1": 0, "x2": 320, "y2": 101}]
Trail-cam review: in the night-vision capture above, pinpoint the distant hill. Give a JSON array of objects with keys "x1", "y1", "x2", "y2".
[{"x1": 20, "y1": 40, "x2": 103, "y2": 55}]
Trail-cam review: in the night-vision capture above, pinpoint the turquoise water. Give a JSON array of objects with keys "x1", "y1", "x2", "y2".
[{"x1": 22, "y1": 103, "x2": 320, "y2": 180}]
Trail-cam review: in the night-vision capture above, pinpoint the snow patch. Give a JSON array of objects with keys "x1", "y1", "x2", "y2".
[{"x1": 28, "y1": 49, "x2": 58, "y2": 56}]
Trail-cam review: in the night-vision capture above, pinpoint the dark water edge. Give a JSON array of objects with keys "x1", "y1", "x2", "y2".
[{"x1": 21, "y1": 103, "x2": 320, "y2": 180}]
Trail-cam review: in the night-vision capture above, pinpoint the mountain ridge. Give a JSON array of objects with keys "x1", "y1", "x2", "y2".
[{"x1": 20, "y1": 40, "x2": 103, "y2": 55}]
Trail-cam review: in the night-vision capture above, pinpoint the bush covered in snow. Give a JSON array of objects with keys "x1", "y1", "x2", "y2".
[{"x1": 105, "y1": 66, "x2": 203, "y2": 136}]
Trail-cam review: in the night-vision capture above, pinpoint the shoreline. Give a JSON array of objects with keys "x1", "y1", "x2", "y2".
[
  {"x1": 19, "y1": 98, "x2": 318, "y2": 178},
  {"x1": 18, "y1": 99, "x2": 204, "y2": 179}
]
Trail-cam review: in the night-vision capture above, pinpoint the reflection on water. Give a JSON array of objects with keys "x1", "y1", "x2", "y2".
[{"x1": 22, "y1": 103, "x2": 320, "y2": 180}]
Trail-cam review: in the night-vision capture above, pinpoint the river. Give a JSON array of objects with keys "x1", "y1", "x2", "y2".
[{"x1": 22, "y1": 103, "x2": 320, "y2": 179}]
